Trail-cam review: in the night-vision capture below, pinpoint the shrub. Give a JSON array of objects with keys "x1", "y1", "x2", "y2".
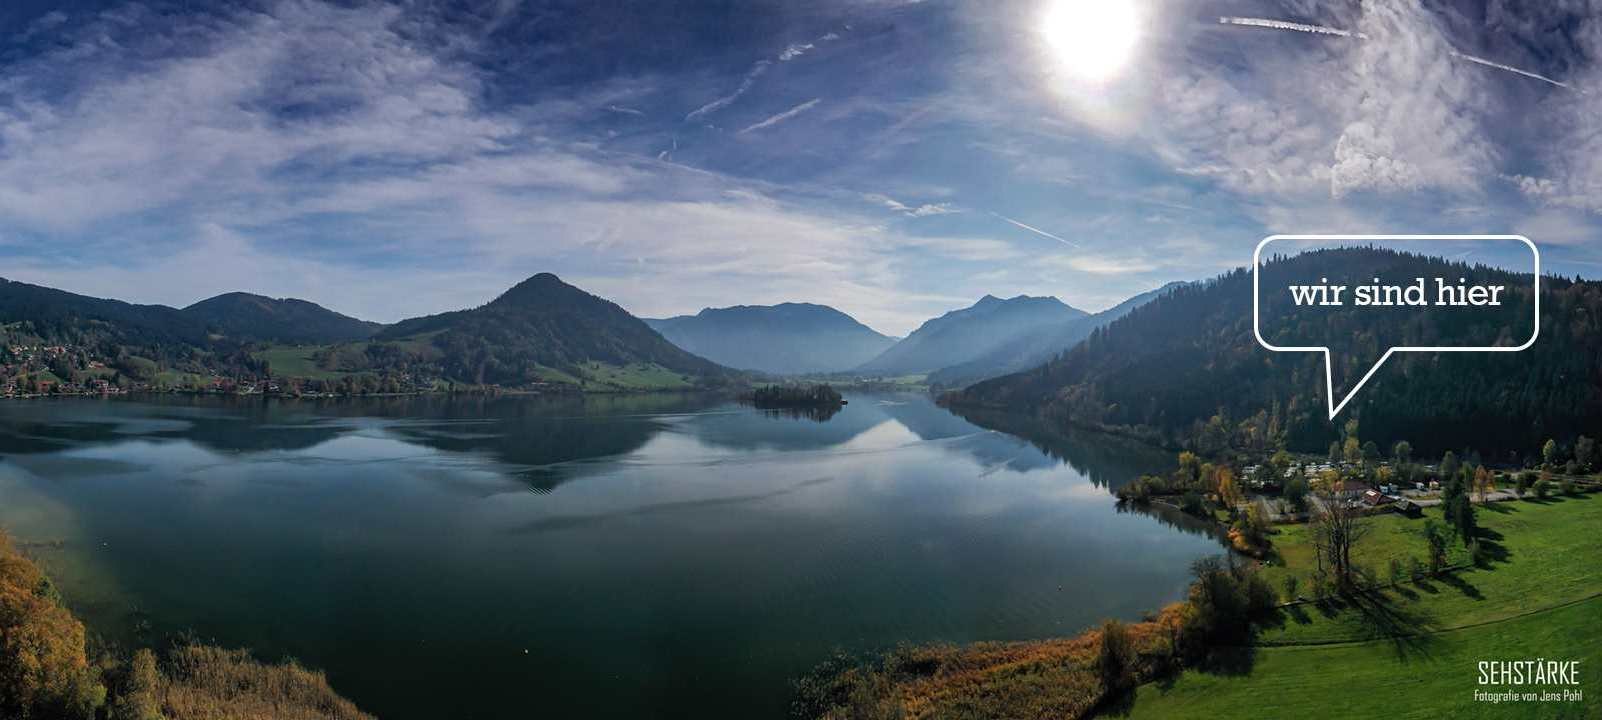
[
  {"x1": 1534, "y1": 479, "x2": 1552, "y2": 499},
  {"x1": 1281, "y1": 575, "x2": 1299, "y2": 603},
  {"x1": 1560, "y1": 478, "x2": 1577, "y2": 496},
  {"x1": 108, "y1": 650, "x2": 160, "y2": 720},
  {"x1": 1178, "y1": 491, "x2": 1206, "y2": 517},
  {"x1": 1097, "y1": 619, "x2": 1132, "y2": 693}
]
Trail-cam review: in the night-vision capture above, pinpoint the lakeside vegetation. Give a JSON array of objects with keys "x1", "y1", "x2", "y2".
[{"x1": 0, "y1": 529, "x2": 371, "y2": 720}]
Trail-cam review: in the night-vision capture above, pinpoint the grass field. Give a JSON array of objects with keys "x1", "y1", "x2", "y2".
[
  {"x1": 1117, "y1": 494, "x2": 1601, "y2": 719},
  {"x1": 1125, "y1": 596, "x2": 1601, "y2": 719},
  {"x1": 253, "y1": 345, "x2": 347, "y2": 380},
  {"x1": 568, "y1": 361, "x2": 694, "y2": 391}
]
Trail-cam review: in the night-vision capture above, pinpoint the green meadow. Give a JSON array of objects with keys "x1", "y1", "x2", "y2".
[{"x1": 1120, "y1": 494, "x2": 1602, "y2": 718}]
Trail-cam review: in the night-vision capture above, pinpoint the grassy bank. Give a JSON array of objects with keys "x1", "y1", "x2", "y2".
[
  {"x1": 1127, "y1": 596, "x2": 1601, "y2": 719},
  {"x1": 799, "y1": 493, "x2": 1601, "y2": 719},
  {"x1": 1, "y1": 529, "x2": 372, "y2": 720}
]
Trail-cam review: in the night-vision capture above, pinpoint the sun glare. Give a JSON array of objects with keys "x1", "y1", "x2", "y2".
[{"x1": 1040, "y1": 0, "x2": 1140, "y2": 83}]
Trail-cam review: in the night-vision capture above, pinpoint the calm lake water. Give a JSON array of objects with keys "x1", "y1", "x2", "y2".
[{"x1": 0, "y1": 393, "x2": 1222, "y2": 719}]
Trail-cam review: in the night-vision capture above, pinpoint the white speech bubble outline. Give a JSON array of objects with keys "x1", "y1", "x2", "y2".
[{"x1": 1252, "y1": 234, "x2": 1540, "y2": 420}]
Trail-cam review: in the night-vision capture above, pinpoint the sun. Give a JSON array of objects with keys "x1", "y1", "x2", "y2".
[{"x1": 1039, "y1": 0, "x2": 1141, "y2": 83}]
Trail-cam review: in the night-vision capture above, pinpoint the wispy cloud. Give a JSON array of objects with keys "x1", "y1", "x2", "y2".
[
  {"x1": 686, "y1": 60, "x2": 771, "y2": 122},
  {"x1": 738, "y1": 98, "x2": 821, "y2": 134},
  {"x1": 864, "y1": 193, "x2": 956, "y2": 217}
]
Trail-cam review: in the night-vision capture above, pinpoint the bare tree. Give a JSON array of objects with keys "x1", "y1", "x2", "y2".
[{"x1": 1310, "y1": 483, "x2": 1372, "y2": 590}]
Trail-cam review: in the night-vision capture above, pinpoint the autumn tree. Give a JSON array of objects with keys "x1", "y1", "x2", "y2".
[{"x1": 0, "y1": 532, "x2": 106, "y2": 719}]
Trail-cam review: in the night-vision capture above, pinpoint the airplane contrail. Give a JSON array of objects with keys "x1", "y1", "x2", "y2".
[
  {"x1": 991, "y1": 212, "x2": 1081, "y2": 247},
  {"x1": 1449, "y1": 50, "x2": 1569, "y2": 89},
  {"x1": 1219, "y1": 16, "x2": 1365, "y2": 39},
  {"x1": 1218, "y1": 16, "x2": 1574, "y2": 91}
]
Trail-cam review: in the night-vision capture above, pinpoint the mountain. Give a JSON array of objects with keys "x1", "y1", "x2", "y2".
[
  {"x1": 0, "y1": 276, "x2": 208, "y2": 346},
  {"x1": 946, "y1": 247, "x2": 1602, "y2": 459},
  {"x1": 183, "y1": 292, "x2": 381, "y2": 344},
  {"x1": 374, "y1": 273, "x2": 734, "y2": 388},
  {"x1": 926, "y1": 282, "x2": 1186, "y2": 389},
  {"x1": 855, "y1": 294, "x2": 1086, "y2": 376},
  {"x1": 643, "y1": 303, "x2": 896, "y2": 375}
]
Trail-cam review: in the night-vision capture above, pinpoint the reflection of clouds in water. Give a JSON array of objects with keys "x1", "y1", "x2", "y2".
[
  {"x1": 508, "y1": 476, "x2": 837, "y2": 536},
  {"x1": 2, "y1": 455, "x2": 150, "y2": 478}
]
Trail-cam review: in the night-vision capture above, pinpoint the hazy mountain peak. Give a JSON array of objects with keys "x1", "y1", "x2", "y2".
[{"x1": 645, "y1": 302, "x2": 894, "y2": 375}]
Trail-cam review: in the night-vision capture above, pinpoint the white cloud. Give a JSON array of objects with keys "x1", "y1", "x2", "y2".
[{"x1": 863, "y1": 193, "x2": 957, "y2": 217}]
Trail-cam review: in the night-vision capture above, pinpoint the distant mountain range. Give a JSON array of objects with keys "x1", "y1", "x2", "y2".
[
  {"x1": 644, "y1": 303, "x2": 896, "y2": 375},
  {"x1": 0, "y1": 273, "x2": 736, "y2": 391},
  {"x1": 926, "y1": 283, "x2": 1185, "y2": 389},
  {"x1": 855, "y1": 294, "x2": 1086, "y2": 377},
  {"x1": 946, "y1": 247, "x2": 1602, "y2": 458}
]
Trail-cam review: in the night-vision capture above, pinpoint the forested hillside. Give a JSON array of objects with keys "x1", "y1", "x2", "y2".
[
  {"x1": 947, "y1": 248, "x2": 1601, "y2": 459},
  {"x1": 183, "y1": 293, "x2": 381, "y2": 344}
]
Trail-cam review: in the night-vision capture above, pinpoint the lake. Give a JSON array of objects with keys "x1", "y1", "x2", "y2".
[{"x1": 0, "y1": 392, "x2": 1223, "y2": 719}]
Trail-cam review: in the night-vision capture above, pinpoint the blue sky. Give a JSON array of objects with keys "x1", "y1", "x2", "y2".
[{"x1": 1, "y1": 0, "x2": 1599, "y2": 335}]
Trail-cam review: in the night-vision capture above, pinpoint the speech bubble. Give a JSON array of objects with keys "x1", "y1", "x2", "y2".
[{"x1": 1252, "y1": 234, "x2": 1540, "y2": 420}]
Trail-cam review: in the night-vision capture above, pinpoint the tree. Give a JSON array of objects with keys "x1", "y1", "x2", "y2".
[
  {"x1": 1361, "y1": 441, "x2": 1380, "y2": 467},
  {"x1": 1440, "y1": 451, "x2": 1460, "y2": 480},
  {"x1": 1343, "y1": 436, "x2": 1362, "y2": 465},
  {"x1": 1392, "y1": 440, "x2": 1413, "y2": 465},
  {"x1": 0, "y1": 532, "x2": 107, "y2": 719},
  {"x1": 1283, "y1": 474, "x2": 1309, "y2": 513},
  {"x1": 1097, "y1": 619, "x2": 1132, "y2": 693},
  {"x1": 1327, "y1": 441, "x2": 1341, "y2": 464},
  {"x1": 1422, "y1": 519, "x2": 1449, "y2": 573},
  {"x1": 1472, "y1": 466, "x2": 1494, "y2": 502},
  {"x1": 1282, "y1": 575, "x2": 1299, "y2": 602},
  {"x1": 1542, "y1": 438, "x2": 1560, "y2": 468},
  {"x1": 108, "y1": 649, "x2": 161, "y2": 720},
  {"x1": 1577, "y1": 435, "x2": 1596, "y2": 472},
  {"x1": 1441, "y1": 470, "x2": 1477, "y2": 547},
  {"x1": 1310, "y1": 483, "x2": 1372, "y2": 590},
  {"x1": 1215, "y1": 467, "x2": 1243, "y2": 511}
]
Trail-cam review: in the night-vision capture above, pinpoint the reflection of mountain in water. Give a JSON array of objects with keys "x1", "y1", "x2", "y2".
[
  {"x1": 757, "y1": 405, "x2": 841, "y2": 423},
  {"x1": 945, "y1": 406, "x2": 1174, "y2": 489},
  {"x1": 1, "y1": 393, "x2": 1181, "y2": 499}
]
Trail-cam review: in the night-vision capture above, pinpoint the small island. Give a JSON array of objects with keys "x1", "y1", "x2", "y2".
[{"x1": 742, "y1": 383, "x2": 846, "y2": 410}]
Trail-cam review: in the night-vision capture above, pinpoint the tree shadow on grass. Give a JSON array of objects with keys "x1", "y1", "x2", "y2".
[
  {"x1": 1345, "y1": 591, "x2": 1441, "y2": 662},
  {"x1": 1436, "y1": 571, "x2": 1484, "y2": 601}
]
